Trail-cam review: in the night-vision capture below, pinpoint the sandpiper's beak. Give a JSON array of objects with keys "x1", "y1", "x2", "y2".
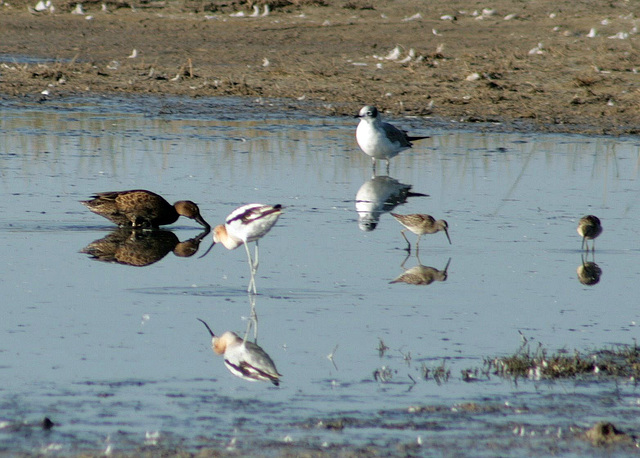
[
  {"x1": 444, "y1": 228, "x2": 452, "y2": 245},
  {"x1": 197, "y1": 318, "x2": 216, "y2": 338}
]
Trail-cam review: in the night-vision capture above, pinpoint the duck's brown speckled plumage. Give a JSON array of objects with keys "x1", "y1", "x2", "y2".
[{"x1": 81, "y1": 190, "x2": 209, "y2": 229}]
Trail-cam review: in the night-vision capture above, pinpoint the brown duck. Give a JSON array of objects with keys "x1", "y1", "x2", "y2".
[{"x1": 81, "y1": 190, "x2": 210, "y2": 229}]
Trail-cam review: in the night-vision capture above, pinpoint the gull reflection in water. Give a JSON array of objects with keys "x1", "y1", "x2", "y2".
[
  {"x1": 197, "y1": 297, "x2": 281, "y2": 386},
  {"x1": 81, "y1": 227, "x2": 210, "y2": 267},
  {"x1": 390, "y1": 254, "x2": 451, "y2": 286},
  {"x1": 577, "y1": 253, "x2": 602, "y2": 286},
  {"x1": 355, "y1": 174, "x2": 428, "y2": 231}
]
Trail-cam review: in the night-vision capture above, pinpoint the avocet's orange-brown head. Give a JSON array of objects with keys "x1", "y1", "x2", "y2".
[
  {"x1": 212, "y1": 332, "x2": 242, "y2": 355},
  {"x1": 212, "y1": 224, "x2": 243, "y2": 250}
]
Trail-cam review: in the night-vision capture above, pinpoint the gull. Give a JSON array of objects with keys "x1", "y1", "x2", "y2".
[{"x1": 355, "y1": 105, "x2": 429, "y2": 173}]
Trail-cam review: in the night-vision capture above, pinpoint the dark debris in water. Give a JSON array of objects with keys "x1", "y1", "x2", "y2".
[{"x1": 584, "y1": 421, "x2": 636, "y2": 447}]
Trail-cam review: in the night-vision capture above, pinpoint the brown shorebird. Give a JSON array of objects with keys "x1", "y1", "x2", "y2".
[
  {"x1": 197, "y1": 318, "x2": 281, "y2": 386},
  {"x1": 81, "y1": 190, "x2": 209, "y2": 229},
  {"x1": 577, "y1": 215, "x2": 602, "y2": 251},
  {"x1": 390, "y1": 212, "x2": 451, "y2": 252},
  {"x1": 355, "y1": 105, "x2": 429, "y2": 173}
]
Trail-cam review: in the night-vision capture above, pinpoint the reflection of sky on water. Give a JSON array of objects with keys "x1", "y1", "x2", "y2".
[{"x1": 1, "y1": 96, "x2": 640, "y2": 452}]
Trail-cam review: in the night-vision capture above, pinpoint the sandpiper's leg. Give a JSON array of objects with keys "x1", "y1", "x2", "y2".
[
  {"x1": 400, "y1": 229, "x2": 411, "y2": 253},
  {"x1": 400, "y1": 252, "x2": 411, "y2": 270},
  {"x1": 371, "y1": 158, "x2": 377, "y2": 174},
  {"x1": 385, "y1": 159, "x2": 390, "y2": 175},
  {"x1": 415, "y1": 234, "x2": 422, "y2": 254},
  {"x1": 581, "y1": 236, "x2": 586, "y2": 251}
]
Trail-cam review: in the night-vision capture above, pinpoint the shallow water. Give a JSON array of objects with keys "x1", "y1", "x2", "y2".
[{"x1": 1, "y1": 95, "x2": 640, "y2": 455}]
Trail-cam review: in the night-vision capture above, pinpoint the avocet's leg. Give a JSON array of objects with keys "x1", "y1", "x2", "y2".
[
  {"x1": 244, "y1": 241, "x2": 257, "y2": 294},
  {"x1": 253, "y1": 240, "x2": 260, "y2": 272}
]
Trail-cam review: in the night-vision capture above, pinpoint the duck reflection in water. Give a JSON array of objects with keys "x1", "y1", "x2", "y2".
[
  {"x1": 197, "y1": 315, "x2": 281, "y2": 386},
  {"x1": 355, "y1": 175, "x2": 428, "y2": 231},
  {"x1": 577, "y1": 252, "x2": 602, "y2": 286},
  {"x1": 390, "y1": 254, "x2": 451, "y2": 286},
  {"x1": 81, "y1": 227, "x2": 210, "y2": 267}
]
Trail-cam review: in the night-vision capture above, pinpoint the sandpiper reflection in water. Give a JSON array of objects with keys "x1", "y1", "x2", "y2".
[
  {"x1": 197, "y1": 317, "x2": 281, "y2": 386},
  {"x1": 390, "y1": 254, "x2": 451, "y2": 286},
  {"x1": 577, "y1": 253, "x2": 602, "y2": 286},
  {"x1": 81, "y1": 227, "x2": 210, "y2": 267},
  {"x1": 355, "y1": 175, "x2": 428, "y2": 231},
  {"x1": 391, "y1": 212, "x2": 451, "y2": 252},
  {"x1": 577, "y1": 215, "x2": 602, "y2": 251},
  {"x1": 81, "y1": 190, "x2": 210, "y2": 229}
]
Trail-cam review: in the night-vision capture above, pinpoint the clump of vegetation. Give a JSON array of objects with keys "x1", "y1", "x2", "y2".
[
  {"x1": 421, "y1": 360, "x2": 450, "y2": 385},
  {"x1": 484, "y1": 337, "x2": 640, "y2": 380}
]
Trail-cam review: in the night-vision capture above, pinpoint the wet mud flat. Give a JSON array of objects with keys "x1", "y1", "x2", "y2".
[
  {"x1": 2, "y1": 0, "x2": 640, "y2": 135},
  {"x1": 4, "y1": 393, "x2": 638, "y2": 456}
]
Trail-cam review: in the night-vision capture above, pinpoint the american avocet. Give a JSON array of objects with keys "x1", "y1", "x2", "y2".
[
  {"x1": 355, "y1": 105, "x2": 429, "y2": 173},
  {"x1": 81, "y1": 190, "x2": 210, "y2": 229},
  {"x1": 209, "y1": 203, "x2": 283, "y2": 293},
  {"x1": 197, "y1": 318, "x2": 281, "y2": 386},
  {"x1": 577, "y1": 215, "x2": 602, "y2": 251},
  {"x1": 390, "y1": 213, "x2": 451, "y2": 252}
]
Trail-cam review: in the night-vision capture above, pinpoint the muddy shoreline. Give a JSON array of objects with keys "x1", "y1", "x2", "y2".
[{"x1": 2, "y1": 1, "x2": 640, "y2": 134}]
